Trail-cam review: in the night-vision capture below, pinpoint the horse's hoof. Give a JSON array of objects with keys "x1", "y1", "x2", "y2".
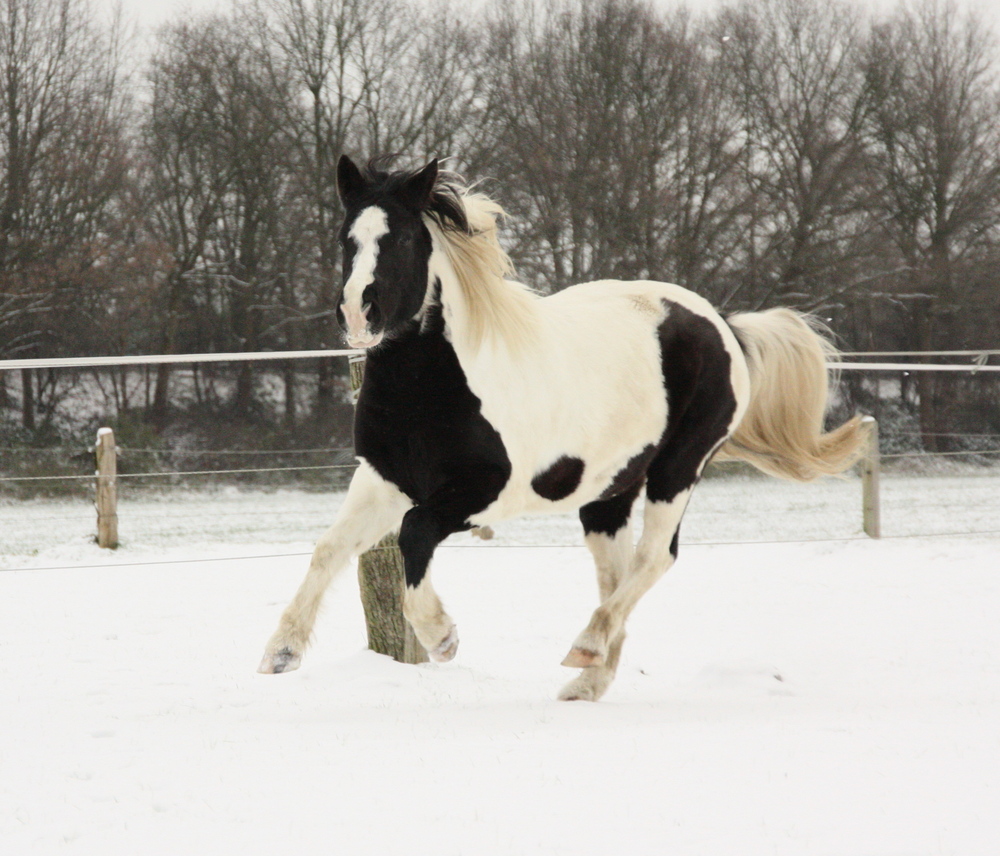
[
  {"x1": 561, "y1": 647, "x2": 605, "y2": 669},
  {"x1": 258, "y1": 647, "x2": 301, "y2": 674},
  {"x1": 558, "y1": 670, "x2": 612, "y2": 702},
  {"x1": 557, "y1": 684, "x2": 597, "y2": 702},
  {"x1": 429, "y1": 626, "x2": 459, "y2": 663}
]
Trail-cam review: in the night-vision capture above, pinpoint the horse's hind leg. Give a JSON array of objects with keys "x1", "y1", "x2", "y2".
[
  {"x1": 258, "y1": 462, "x2": 411, "y2": 674},
  {"x1": 563, "y1": 489, "x2": 691, "y2": 671},
  {"x1": 559, "y1": 487, "x2": 639, "y2": 702},
  {"x1": 563, "y1": 429, "x2": 728, "y2": 674}
]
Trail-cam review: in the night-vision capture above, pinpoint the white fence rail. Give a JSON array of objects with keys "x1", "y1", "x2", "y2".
[
  {"x1": 0, "y1": 349, "x2": 360, "y2": 371},
  {"x1": 3, "y1": 352, "x2": 999, "y2": 372}
]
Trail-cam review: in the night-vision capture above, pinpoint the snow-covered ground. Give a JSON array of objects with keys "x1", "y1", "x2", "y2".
[{"x1": 1, "y1": 474, "x2": 999, "y2": 855}]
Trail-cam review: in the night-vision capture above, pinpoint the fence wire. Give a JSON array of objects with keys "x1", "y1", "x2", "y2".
[
  {"x1": 0, "y1": 463, "x2": 359, "y2": 483},
  {"x1": 4, "y1": 528, "x2": 1000, "y2": 574}
]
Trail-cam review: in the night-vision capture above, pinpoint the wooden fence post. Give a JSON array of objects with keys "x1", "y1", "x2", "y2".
[
  {"x1": 348, "y1": 355, "x2": 428, "y2": 664},
  {"x1": 95, "y1": 428, "x2": 119, "y2": 549},
  {"x1": 861, "y1": 416, "x2": 881, "y2": 539}
]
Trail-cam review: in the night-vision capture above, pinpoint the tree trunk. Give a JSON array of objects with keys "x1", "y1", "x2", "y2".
[
  {"x1": 151, "y1": 363, "x2": 171, "y2": 430},
  {"x1": 283, "y1": 362, "x2": 297, "y2": 428},
  {"x1": 21, "y1": 368, "x2": 35, "y2": 430},
  {"x1": 913, "y1": 296, "x2": 939, "y2": 452},
  {"x1": 315, "y1": 357, "x2": 336, "y2": 420},
  {"x1": 234, "y1": 362, "x2": 254, "y2": 416}
]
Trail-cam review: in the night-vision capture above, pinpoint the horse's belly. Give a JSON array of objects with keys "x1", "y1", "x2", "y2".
[{"x1": 468, "y1": 434, "x2": 660, "y2": 525}]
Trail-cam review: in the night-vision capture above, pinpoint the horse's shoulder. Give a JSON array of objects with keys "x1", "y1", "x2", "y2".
[{"x1": 354, "y1": 326, "x2": 511, "y2": 504}]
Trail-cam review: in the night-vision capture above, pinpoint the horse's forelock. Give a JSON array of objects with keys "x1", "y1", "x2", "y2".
[
  {"x1": 425, "y1": 178, "x2": 471, "y2": 234},
  {"x1": 359, "y1": 157, "x2": 470, "y2": 233}
]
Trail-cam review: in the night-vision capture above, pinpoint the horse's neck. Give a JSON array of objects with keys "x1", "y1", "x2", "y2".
[
  {"x1": 427, "y1": 249, "x2": 473, "y2": 354},
  {"x1": 426, "y1": 247, "x2": 538, "y2": 369}
]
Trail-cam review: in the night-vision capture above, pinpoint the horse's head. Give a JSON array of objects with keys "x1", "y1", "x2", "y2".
[{"x1": 335, "y1": 155, "x2": 440, "y2": 349}]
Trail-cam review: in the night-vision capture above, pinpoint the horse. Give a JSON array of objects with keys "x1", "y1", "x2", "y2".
[{"x1": 258, "y1": 155, "x2": 864, "y2": 701}]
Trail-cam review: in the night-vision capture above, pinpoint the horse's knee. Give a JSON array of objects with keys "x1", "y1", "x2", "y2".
[{"x1": 398, "y1": 506, "x2": 445, "y2": 588}]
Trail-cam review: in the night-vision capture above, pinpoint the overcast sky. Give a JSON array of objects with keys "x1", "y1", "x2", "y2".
[
  {"x1": 113, "y1": 0, "x2": 1000, "y2": 28},
  {"x1": 113, "y1": 0, "x2": 1000, "y2": 41}
]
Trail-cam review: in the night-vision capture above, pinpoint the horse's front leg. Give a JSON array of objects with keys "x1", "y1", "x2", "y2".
[
  {"x1": 396, "y1": 472, "x2": 506, "y2": 663},
  {"x1": 258, "y1": 462, "x2": 411, "y2": 674},
  {"x1": 397, "y1": 504, "x2": 462, "y2": 662}
]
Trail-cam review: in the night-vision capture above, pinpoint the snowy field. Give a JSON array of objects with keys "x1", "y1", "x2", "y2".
[
  {"x1": 3, "y1": 467, "x2": 1000, "y2": 559},
  {"x1": 1, "y1": 473, "x2": 999, "y2": 855}
]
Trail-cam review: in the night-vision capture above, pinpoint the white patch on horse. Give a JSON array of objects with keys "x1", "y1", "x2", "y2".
[
  {"x1": 343, "y1": 206, "x2": 389, "y2": 347},
  {"x1": 455, "y1": 281, "x2": 679, "y2": 523},
  {"x1": 403, "y1": 576, "x2": 458, "y2": 662}
]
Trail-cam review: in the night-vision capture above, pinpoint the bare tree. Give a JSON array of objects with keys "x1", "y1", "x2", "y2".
[
  {"x1": 716, "y1": 0, "x2": 875, "y2": 311},
  {"x1": 248, "y1": 0, "x2": 487, "y2": 418},
  {"x1": 643, "y1": 21, "x2": 749, "y2": 305},
  {"x1": 141, "y1": 15, "x2": 308, "y2": 421},
  {"x1": 203, "y1": 24, "x2": 298, "y2": 414},
  {"x1": 140, "y1": 19, "x2": 235, "y2": 424},
  {"x1": 1, "y1": 0, "x2": 131, "y2": 427},
  {"x1": 355, "y1": 0, "x2": 486, "y2": 161},
  {"x1": 480, "y1": 0, "x2": 706, "y2": 291},
  {"x1": 862, "y1": 0, "x2": 1000, "y2": 447}
]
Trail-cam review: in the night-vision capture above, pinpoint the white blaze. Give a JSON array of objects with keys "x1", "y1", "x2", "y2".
[{"x1": 342, "y1": 206, "x2": 389, "y2": 347}]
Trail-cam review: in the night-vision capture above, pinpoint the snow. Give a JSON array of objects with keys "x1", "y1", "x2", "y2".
[{"x1": 2, "y1": 475, "x2": 1000, "y2": 855}]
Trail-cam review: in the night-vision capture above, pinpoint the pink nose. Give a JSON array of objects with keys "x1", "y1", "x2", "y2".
[
  {"x1": 341, "y1": 302, "x2": 385, "y2": 348},
  {"x1": 342, "y1": 302, "x2": 369, "y2": 340}
]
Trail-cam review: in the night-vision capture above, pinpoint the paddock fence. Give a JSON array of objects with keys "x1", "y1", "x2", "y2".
[{"x1": 2, "y1": 347, "x2": 1000, "y2": 569}]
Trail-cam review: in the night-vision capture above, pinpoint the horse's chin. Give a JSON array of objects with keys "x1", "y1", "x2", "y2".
[{"x1": 346, "y1": 330, "x2": 385, "y2": 350}]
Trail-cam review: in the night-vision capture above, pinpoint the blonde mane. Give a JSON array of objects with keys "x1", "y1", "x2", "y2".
[{"x1": 426, "y1": 190, "x2": 538, "y2": 354}]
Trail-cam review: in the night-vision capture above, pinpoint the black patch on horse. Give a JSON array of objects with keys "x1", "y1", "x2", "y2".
[
  {"x1": 598, "y1": 443, "x2": 658, "y2": 501},
  {"x1": 355, "y1": 322, "x2": 511, "y2": 509},
  {"x1": 645, "y1": 300, "x2": 737, "y2": 505},
  {"x1": 577, "y1": 443, "x2": 657, "y2": 537},
  {"x1": 531, "y1": 455, "x2": 585, "y2": 501},
  {"x1": 579, "y1": 479, "x2": 644, "y2": 537},
  {"x1": 355, "y1": 320, "x2": 512, "y2": 588},
  {"x1": 579, "y1": 301, "x2": 737, "y2": 539}
]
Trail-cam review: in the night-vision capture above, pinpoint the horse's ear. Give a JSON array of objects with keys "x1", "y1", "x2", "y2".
[
  {"x1": 337, "y1": 155, "x2": 366, "y2": 206},
  {"x1": 400, "y1": 159, "x2": 438, "y2": 211}
]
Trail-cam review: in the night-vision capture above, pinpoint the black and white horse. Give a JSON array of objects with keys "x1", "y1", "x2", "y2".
[{"x1": 259, "y1": 156, "x2": 863, "y2": 701}]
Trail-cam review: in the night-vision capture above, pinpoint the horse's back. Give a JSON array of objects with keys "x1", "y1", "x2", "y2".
[
  {"x1": 542, "y1": 279, "x2": 730, "y2": 337},
  {"x1": 466, "y1": 278, "x2": 749, "y2": 522},
  {"x1": 543, "y1": 278, "x2": 750, "y2": 403}
]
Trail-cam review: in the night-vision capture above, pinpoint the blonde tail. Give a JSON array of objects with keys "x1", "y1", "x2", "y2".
[{"x1": 718, "y1": 308, "x2": 864, "y2": 481}]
